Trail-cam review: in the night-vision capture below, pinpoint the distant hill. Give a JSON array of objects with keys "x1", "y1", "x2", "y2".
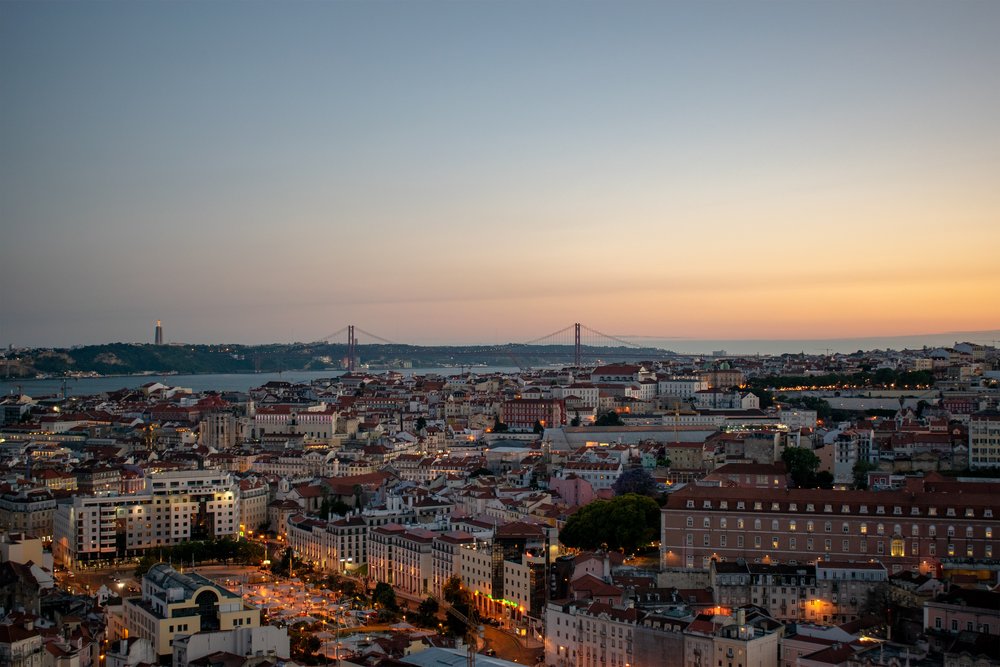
[{"x1": 2, "y1": 341, "x2": 670, "y2": 377}]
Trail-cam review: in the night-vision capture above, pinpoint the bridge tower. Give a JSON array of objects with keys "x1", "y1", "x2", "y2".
[
  {"x1": 574, "y1": 322, "x2": 581, "y2": 367},
  {"x1": 347, "y1": 325, "x2": 356, "y2": 372}
]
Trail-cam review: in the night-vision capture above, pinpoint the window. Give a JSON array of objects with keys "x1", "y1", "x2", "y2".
[
  {"x1": 929, "y1": 525, "x2": 937, "y2": 537},
  {"x1": 843, "y1": 539, "x2": 850, "y2": 552},
  {"x1": 891, "y1": 538, "x2": 905, "y2": 557},
  {"x1": 806, "y1": 504, "x2": 815, "y2": 512},
  {"x1": 807, "y1": 538, "x2": 814, "y2": 550},
  {"x1": 824, "y1": 522, "x2": 832, "y2": 533},
  {"x1": 686, "y1": 534, "x2": 693, "y2": 546},
  {"x1": 877, "y1": 541, "x2": 884, "y2": 554},
  {"x1": 842, "y1": 523, "x2": 850, "y2": 533},
  {"x1": 703, "y1": 534, "x2": 711, "y2": 547},
  {"x1": 789, "y1": 537, "x2": 796, "y2": 549},
  {"x1": 987, "y1": 527, "x2": 993, "y2": 539},
  {"x1": 789, "y1": 520, "x2": 797, "y2": 531},
  {"x1": 877, "y1": 523, "x2": 885, "y2": 536},
  {"x1": 772, "y1": 520, "x2": 779, "y2": 531},
  {"x1": 772, "y1": 537, "x2": 779, "y2": 549},
  {"x1": 738, "y1": 519, "x2": 745, "y2": 529},
  {"x1": 704, "y1": 517, "x2": 711, "y2": 528},
  {"x1": 720, "y1": 518, "x2": 727, "y2": 529},
  {"x1": 911, "y1": 524, "x2": 919, "y2": 536},
  {"x1": 754, "y1": 536, "x2": 761, "y2": 548},
  {"x1": 824, "y1": 539, "x2": 831, "y2": 551},
  {"x1": 720, "y1": 535, "x2": 727, "y2": 547},
  {"x1": 686, "y1": 517, "x2": 694, "y2": 527},
  {"x1": 807, "y1": 521, "x2": 814, "y2": 533},
  {"x1": 966, "y1": 527, "x2": 974, "y2": 539},
  {"x1": 860, "y1": 523, "x2": 868, "y2": 535},
  {"x1": 754, "y1": 519, "x2": 762, "y2": 530},
  {"x1": 947, "y1": 526, "x2": 955, "y2": 538}
]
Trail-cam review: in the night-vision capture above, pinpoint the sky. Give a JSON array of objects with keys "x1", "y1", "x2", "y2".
[{"x1": 2, "y1": 1, "x2": 999, "y2": 348}]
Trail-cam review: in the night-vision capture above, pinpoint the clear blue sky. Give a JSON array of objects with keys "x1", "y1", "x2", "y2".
[{"x1": 2, "y1": 1, "x2": 999, "y2": 347}]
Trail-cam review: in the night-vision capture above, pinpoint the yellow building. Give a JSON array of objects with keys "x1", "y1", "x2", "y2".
[{"x1": 123, "y1": 564, "x2": 260, "y2": 660}]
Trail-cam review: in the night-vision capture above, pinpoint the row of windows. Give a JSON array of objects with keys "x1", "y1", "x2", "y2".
[
  {"x1": 683, "y1": 499, "x2": 993, "y2": 518},
  {"x1": 684, "y1": 516, "x2": 993, "y2": 538}
]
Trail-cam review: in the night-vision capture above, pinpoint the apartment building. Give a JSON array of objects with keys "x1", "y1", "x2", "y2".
[
  {"x1": 431, "y1": 531, "x2": 475, "y2": 600},
  {"x1": 286, "y1": 513, "x2": 367, "y2": 573},
  {"x1": 661, "y1": 479, "x2": 997, "y2": 575},
  {"x1": 0, "y1": 489, "x2": 56, "y2": 541},
  {"x1": 367, "y1": 524, "x2": 435, "y2": 598},
  {"x1": 53, "y1": 469, "x2": 240, "y2": 568},
  {"x1": 501, "y1": 398, "x2": 566, "y2": 431},
  {"x1": 968, "y1": 410, "x2": 1000, "y2": 469}
]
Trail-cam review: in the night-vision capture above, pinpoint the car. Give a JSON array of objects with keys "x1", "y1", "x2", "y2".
[{"x1": 482, "y1": 648, "x2": 497, "y2": 656}]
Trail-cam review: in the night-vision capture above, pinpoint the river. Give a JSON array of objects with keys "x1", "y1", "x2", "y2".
[{"x1": 0, "y1": 367, "x2": 521, "y2": 398}]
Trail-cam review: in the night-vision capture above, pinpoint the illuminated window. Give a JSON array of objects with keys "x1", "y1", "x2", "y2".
[{"x1": 890, "y1": 538, "x2": 905, "y2": 557}]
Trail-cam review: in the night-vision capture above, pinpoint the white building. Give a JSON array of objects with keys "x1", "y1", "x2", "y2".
[
  {"x1": 969, "y1": 411, "x2": 1000, "y2": 469},
  {"x1": 172, "y1": 626, "x2": 289, "y2": 667},
  {"x1": 53, "y1": 470, "x2": 240, "y2": 568}
]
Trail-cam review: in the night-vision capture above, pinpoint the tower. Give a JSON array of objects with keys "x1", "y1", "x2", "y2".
[{"x1": 155, "y1": 320, "x2": 163, "y2": 345}]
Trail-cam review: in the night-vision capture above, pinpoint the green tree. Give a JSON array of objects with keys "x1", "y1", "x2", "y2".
[
  {"x1": 853, "y1": 460, "x2": 877, "y2": 490},
  {"x1": 442, "y1": 575, "x2": 467, "y2": 606},
  {"x1": 415, "y1": 416, "x2": 427, "y2": 431},
  {"x1": 781, "y1": 446, "x2": 822, "y2": 488},
  {"x1": 416, "y1": 596, "x2": 440, "y2": 627},
  {"x1": 594, "y1": 410, "x2": 623, "y2": 427},
  {"x1": 560, "y1": 494, "x2": 660, "y2": 554},
  {"x1": 492, "y1": 416, "x2": 509, "y2": 433},
  {"x1": 747, "y1": 387, "x2": 774, "y2": 409},
  {"x1": 373, "y1": 581, "x2": 399, "y2": 612},
  {"x1": 570, "y1": 411, "x2": 581, "y2": 427},
  {"x1": 533, "y1": 420, "x2": 545, "y2": 434},
  {"x1": 612, "y1": 468, "x2": 656, "y2": 496}
]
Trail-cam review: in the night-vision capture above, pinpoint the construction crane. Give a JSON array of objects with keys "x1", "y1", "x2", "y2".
[{"x1": 445, "y1": 603, "x2": 484, "y2": 667}]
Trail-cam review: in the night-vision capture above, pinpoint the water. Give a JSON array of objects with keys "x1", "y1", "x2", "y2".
[{"x1": 0, "y1": 367, "x2": 521, "y2": 398}]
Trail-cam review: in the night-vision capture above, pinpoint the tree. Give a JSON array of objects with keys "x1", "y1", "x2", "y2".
[
  {"x1": 416, "y1": 596, "x2": 440, "y2": 627},
  {"x1": 747, "y1": 387, "x2": 774, "y2": 409},
  {"x1": 594, "y1": 410, "x2": 623, "y2": 427},
  {"x1": 492, "y1": 416, "x2": 508, "y2": 433},
  {"x1": 781, "y1": 446, "x2": 822, "y2": 488},
  {"x1": 612, "y1": 468, "x2": 656, "y2": 496},
  {"x1": 373, "y1": 581, "x2": 399, "y2": 612},
  {"x1": 415, "y1": 416, "x2": 427, "y2": 432},
  {"x1": 533, "y1": 420, "x2": 545, "y2": 434},
  {"x1": 853, "y1": 460, "x2": 877, "y2": 490},
  {"x1": 442, "y1": 575, "x2": 467, "y2": 606},
  {"x1": 272, "y1": 547, "x2": 293, "y2": 576},
  {"x1": 469, "y1": 467, "x2": 493, "y2": 478},
  {"x1": 570, "y1": 411, "x2": 581, "y2": 427},
  {"x1": 560, "y1": 494, "x2": 660, "y2": 554}
]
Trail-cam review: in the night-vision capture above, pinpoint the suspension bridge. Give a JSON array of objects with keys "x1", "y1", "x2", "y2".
[{"x1": 284, "y1": 323, "x2": 672, "y2": 372}]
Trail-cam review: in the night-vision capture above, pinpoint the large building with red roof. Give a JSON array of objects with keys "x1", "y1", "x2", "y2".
[{"x1": 661, "y1": 475, "x2": 998, "y2": 575}]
